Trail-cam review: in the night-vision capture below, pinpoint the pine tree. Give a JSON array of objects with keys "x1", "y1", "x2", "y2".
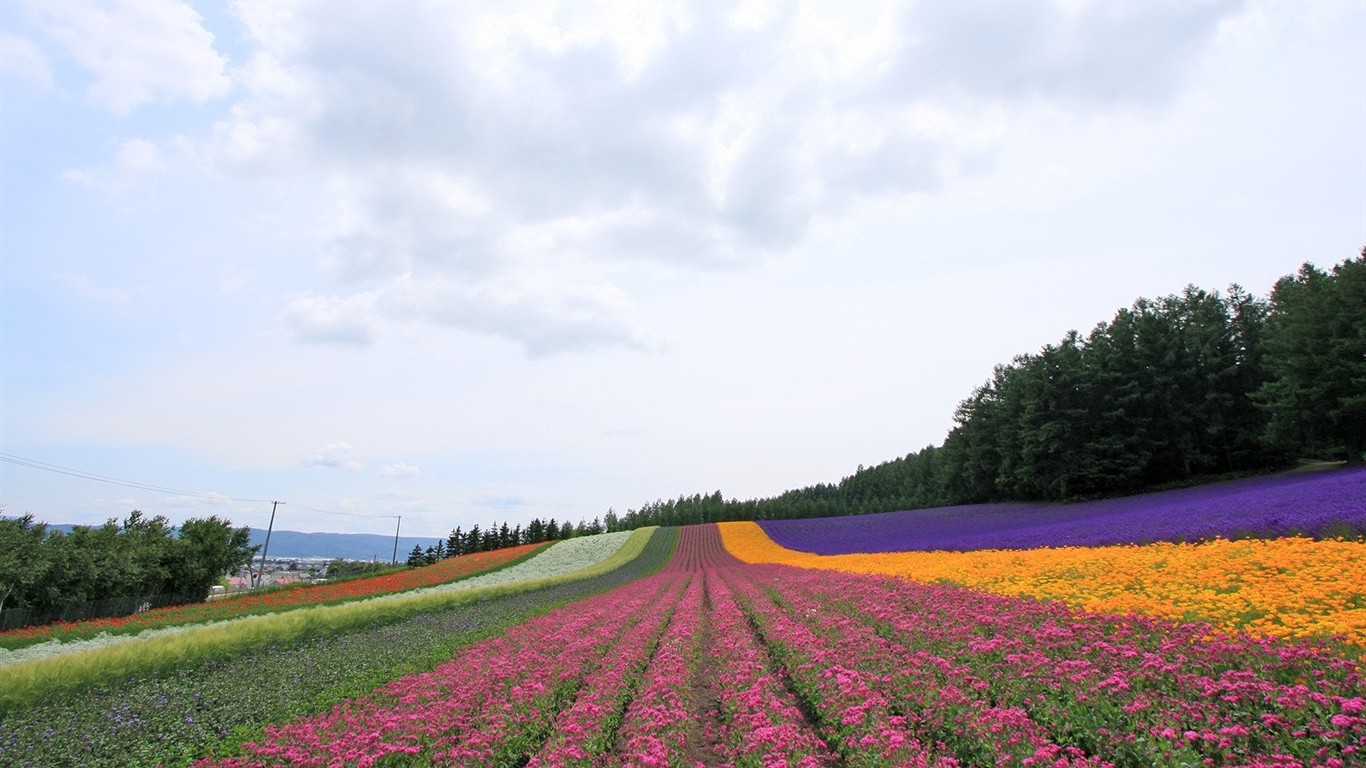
[
  {"x1": 405, "y1": 545, "x2": 425, "y2": 568},
  {"x1": 1260, "y1": 251, "x2": 1366, "y2": 458}
]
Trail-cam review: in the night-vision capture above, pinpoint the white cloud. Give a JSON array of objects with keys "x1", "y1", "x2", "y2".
[
  {"x1": 380, "y1": 271, "x2": 657, "y2": 356},
  {"x1": 303, "y1": 442, "x2": 363, "y2": 472},
  {"x1": 179, "y1": 0, "x2": 1248, "y2": 355},
  {"x1": 31, "y1": 0, "x2": 230, "y2": 114},
  {"x1": 162, "y1": 491, "x2": 234, "y2": 509},
  {"x1": 216, "y1": 268, "x2": 257, "y2": 295},
  {"x1": 5, "y1": 0, "x2": 1361, "y2": 540},
  {"x1": 281, "y1": 293, "x2": 379, "y2": 347},
  {"x1": 873, "y1": 0, "x2": 1241, "y2": 108},
  {"x1": 472, "y1": 488, "x2": 529, "y2": 509},
  {"x1": 378, "y1": 463, "x2": 420, "y2": 479},
  {"x1": 62, "y1": 138, "x2": 166, "y2": 194},
  {"x1": 0, "y1": 33, "x2": 53, "y2": 87},
  {"x1": 58, "y1": 272, "x2": 134, "y2": 306}
]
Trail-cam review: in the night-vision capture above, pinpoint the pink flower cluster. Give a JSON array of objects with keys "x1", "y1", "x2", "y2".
[
  {"x1": 196, "y1": 573, "x2": 684, "y2": 767},
  {"x1": 527, "y1": 578, "x2": 689, "y2": 767},
  {"x1": 705, "y1": 571, "x2": 835, "y2": 767},
  {"x1": 729, "y1": 564, "x2": 1364, "y2": 767},
  {"x1": 605, "y1": 575, "x2": 704, "y2": 767},
  {"x1": 193, "y1": 525, "x2": 1363, "y2": 768}
]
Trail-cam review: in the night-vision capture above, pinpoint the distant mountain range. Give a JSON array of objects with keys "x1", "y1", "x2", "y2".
[
  {"x1": 246, "y1": 528, "x2": 446, "y2": 561},
  {"x1": 49, "y1": 523, "x2": 445, "y2": 561}
]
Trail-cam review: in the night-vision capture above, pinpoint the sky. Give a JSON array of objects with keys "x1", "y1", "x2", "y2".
[{"x1": 1, "y1": 0, "x2": 1363, "y2": 539}]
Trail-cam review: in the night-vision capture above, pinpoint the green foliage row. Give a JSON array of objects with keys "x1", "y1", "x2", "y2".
[
  {"x1": 0, "y1": 528, "x2": 678, "y2": 768},
  {"x1": 606, "y1": 249, "x2": 1366, "y2": 526},
  {"x1": 0, "y1": 527, "x2": 659, "y2": 712},
  {"x1": 0, "y1": 511, "x2": 255, "y2": 624}
]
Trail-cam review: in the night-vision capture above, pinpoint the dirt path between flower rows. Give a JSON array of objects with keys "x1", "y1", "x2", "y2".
[{"x1": 679, "y1": 575, "x2": 729, "y2": 768}]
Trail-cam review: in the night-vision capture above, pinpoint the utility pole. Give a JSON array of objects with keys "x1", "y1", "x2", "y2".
[
  {"x1": 391, "y1": 515, "x2": 402, "y2": 564},
  {"x1": 256, "y1": 501, "x2": 283, "y2": 588}
]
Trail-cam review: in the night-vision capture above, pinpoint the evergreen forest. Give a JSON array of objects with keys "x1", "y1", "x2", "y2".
[{"x1": 600, "y1": 250, "x2": 1366, "y2": 529}]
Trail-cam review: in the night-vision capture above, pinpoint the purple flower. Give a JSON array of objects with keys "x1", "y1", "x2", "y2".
[{"x1": 761, "y1": 467, "x2": 1366, "y2": 554}]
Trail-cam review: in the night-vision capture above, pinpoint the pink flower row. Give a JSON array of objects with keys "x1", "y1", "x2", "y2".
[
  {"x1": 604, "y1": 574, "x2": 704, "y2": 767},
  {"x1": 604, "y1": 564, "x2": 838, "y2": 768},
  {"x1": 527, "y1": 578, "x2": 690, "y2": 767},
  {"x1": 728, "y1": 563, "x2": 1364, "y2": 768},
  {"x1": 705, "y1": 570, "x2": 837, "y2": 767},
  {"x1": 193, "y1": 552, "x2": 846, "y2": 767},
  {"x1": 188, "y1": 524, "x2": 1364, "y2": 768},
  {"x1": 196, "y1": 574, "x2": 685, "y2": 767}
]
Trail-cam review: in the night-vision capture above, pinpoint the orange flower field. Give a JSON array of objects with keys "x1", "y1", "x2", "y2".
[{"x1": 718, "y1": 521, "x2": 1366, "y2": 649}]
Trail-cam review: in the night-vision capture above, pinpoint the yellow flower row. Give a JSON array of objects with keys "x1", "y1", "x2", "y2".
[{"x1": 717, "y1": 521, "x2": 1366, "y2": 649}]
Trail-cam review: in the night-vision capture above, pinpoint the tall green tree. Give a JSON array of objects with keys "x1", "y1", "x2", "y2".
[
  {"x1": 405, "y1": 545, "x2": 425, "y2": 568},
  {"x1": 1009, "y1": 332, "x2": 1091, "y2": 499},
  {"x1": 170, "y1": 516, "x2": 257, "y2": 600},
  {"x1": 445, "y1": 527, "x2": 464, "y2": 558},
  {"x1": 1259, "y1": 251, "x2": 1366, "y2": 458},
  {"x1": 0, "y1": 514, "x2": 48, "y2": 613},
  {"x1": 1073, "y1": 314, "x2": 1151, "y2": 494}
]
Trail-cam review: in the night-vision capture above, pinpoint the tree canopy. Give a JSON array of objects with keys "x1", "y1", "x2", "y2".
[{"x1": 0, "y1": 510, "x2": 257, "y2": 626}]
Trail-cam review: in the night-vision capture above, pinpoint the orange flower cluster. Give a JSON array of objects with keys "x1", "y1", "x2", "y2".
[
  {"x1": 2, "y1": 543, "x2": 549, "y2": 644},
  {"x1": 717, "y1": 522, "x2": 1366, "y2": 648}
]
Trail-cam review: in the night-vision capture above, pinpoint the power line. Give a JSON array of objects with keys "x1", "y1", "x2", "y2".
[
  {"x1": 2, "y1": 451, "x2": 402, "y2": 524},
  {"x1": 288, "y1": 501, "x2": 400, "y2": 520},
  {"x1": 0, "y1": 452, "x2": 273, "y2": 504}
]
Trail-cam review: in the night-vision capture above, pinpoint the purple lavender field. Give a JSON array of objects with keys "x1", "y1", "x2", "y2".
[{"x1": 760, "y1": 466, "x2": 1366, "y2": 554}]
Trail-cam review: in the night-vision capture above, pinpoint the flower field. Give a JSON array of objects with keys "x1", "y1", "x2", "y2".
[
  {"x1": 759, "y1": 466, "x2": 1366, "y2": 554},
  {"x1": 0, "y1": 542, "x2": 549, "y2": 652},
  {"x1": 176, "y1": 525, "x2": 1362, "y2": 768},
  {"x1": 402, "y1": 531, "x2": 636, "y2": 596},
  {"x1": 0, "y1": 531, "x2": 642, "y2": 669},
  {"x1": 4, "y1": 472, "x2": 1364, "y2": 768},
  {"x1": 720, "y1": 522, "x2": 1366, "y2": 648},
  {"x1": 0, "y1": 529, "x2": 678, "y2": 768}
]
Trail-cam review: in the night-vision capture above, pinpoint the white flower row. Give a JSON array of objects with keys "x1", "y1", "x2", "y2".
[
  {"x1": 397, "y1": 531, "x2": 633, "y2": 597},
  {"x1": 0, "y1": 531, "x2": 634, "y2": 668}
]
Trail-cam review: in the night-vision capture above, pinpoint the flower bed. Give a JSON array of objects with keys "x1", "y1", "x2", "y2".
[
  {"x1": 403, "y1": 531, "x2": 635, "y2": 596},
  {"x1": 725, "y1": 563, "x2": 1363, "y2": 767},
  {"x1": 759, "y1": 466, "x2": 1366, "y2": 554},
  {"x1": 721, "y1": 521, "x2": 1366, "y2": 648},
  {"x1": 7, "y1": 523, "x2": 1360, "y2": 768},
  {"x1": 0, "y1": 529, "x2": 678, "y2": 768},
  {"x1": 84, "y1": 526, "x2": 1362, "y2": 768}
]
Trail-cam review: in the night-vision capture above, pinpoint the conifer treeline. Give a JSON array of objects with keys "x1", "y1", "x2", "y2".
[
  {"x1": 422, "y1": 516, "x2": 608, "y2": 566},
  {"x1": 608, "y1": 251, "x2": 1365, "y2": 527},
  {"x1": 445, "y1": 251, "x2": 1364, "y2": 538}
]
